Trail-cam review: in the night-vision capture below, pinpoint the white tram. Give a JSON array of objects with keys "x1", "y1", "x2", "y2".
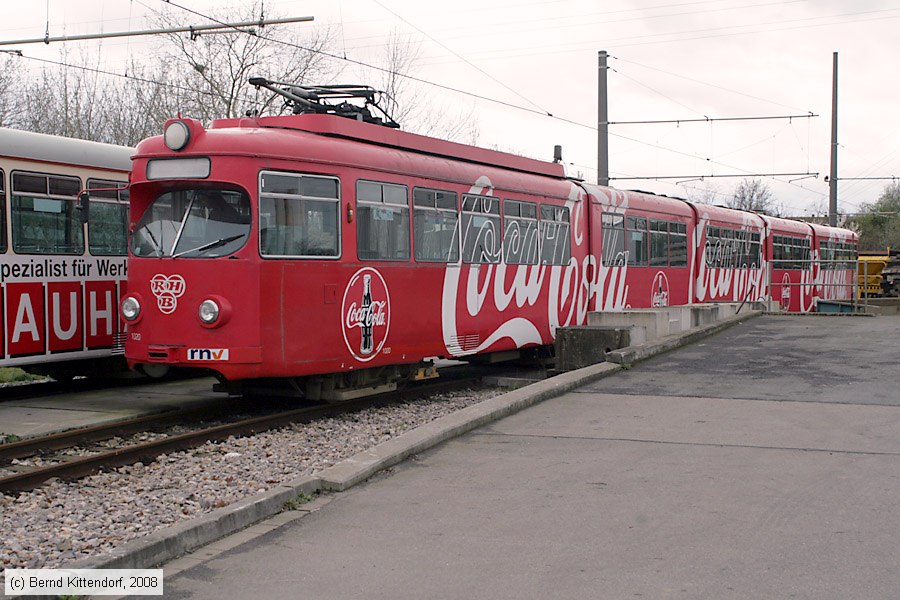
[{"x1": 0, "y1": 128, "x2": 132, "y2": 379}]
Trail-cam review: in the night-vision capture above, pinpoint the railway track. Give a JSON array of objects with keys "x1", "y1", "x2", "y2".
[{"x1": 0, "y1": 377, "x2": 482, "y2": 494}]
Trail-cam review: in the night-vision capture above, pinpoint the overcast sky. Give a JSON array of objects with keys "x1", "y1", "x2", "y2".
[{"x1": 3, "y1": 0, "x2": 898, "y2": 217}]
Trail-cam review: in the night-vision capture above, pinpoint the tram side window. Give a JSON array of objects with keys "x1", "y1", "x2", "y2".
[
  {"x1": 773, "y1": 235, "x2": 809, "y2": 270},
  {"x1": 601, "y1": 213, "x2": 625, "y2": 266},
  {"x1": 11, "y1": 171, "x2": 84, "y2": 255},
  {"x1": 705, "y1": 226, "x2": 718, "y2": 268},
  {"x1": 259, "y1": 172, "x2": 340, "y2": 258},
  {"x1": 706, "y1": 226, "x2": 749, "y2": 269},
  {"x1": 793, "y1": 237, "x2": 811, "y2": 270},
  {"x1": 356, "y1": 181, "x2": 410, "y2": 261},
  {"x1": 413, "y1": 188, "x2": 459, "y2": 263},
  {"x1": 649, "y1": 219, "x2": 668, "y2": 266},
  {"x1": 461, "y1": 194, "x2": 501, "y2": 264},
  {"x1": 839, "y1": 242, "x2": 858, "y2": 269},
  {"x1": 669, "y1": 222, "x2": 687, "y2": 267},
  {"x1": 626, "y1": 215, "x2": 648, "y2": 266},
  {"x1": 540, "y1": 205, "x2": 571, "y2": 266},
  {"x1": 773, "y1": 235, "x2": 786, "y2": 268},
  {"x1": 504, "y1": 199, "x2": 539, "y2": 265},
  {"x1": 746, "y1": 232, "x2": 761, "y2": 268},
  {"x1": 87, "y1": 179, "x2": 129, "y2": 256},
  {"x1": 819, "y1": 240, "x2": 834, "y2": 270},
  {"x1": 0, "y1": 169, "x2": 6, "y2": 252}
]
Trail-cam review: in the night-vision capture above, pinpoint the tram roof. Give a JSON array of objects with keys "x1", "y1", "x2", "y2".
[
  {"x1": 207, "y1": 114, "x2": 567, "y2": 180},
  {"x1": 0, "y1": 128, "x2": 133, "y2": 173}
]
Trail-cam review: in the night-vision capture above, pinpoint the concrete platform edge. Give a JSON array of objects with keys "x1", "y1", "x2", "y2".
[
  {"x1": 66, "y1": 476, "x2": 323, "y2": 571},
  {"x1": 317, "y1": 361, "x2": 623, "y2": 492},
  {"x1": 605, "y1": 308, "x2": 761, "y2": 365}
]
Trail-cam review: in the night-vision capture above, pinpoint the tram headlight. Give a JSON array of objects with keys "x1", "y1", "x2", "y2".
[
  {"x1": 197, "y1": 295, "x2": 231, "y2": 328},
  {"x1": 121, "y1": 296, "x2": 141, "y2": 322},
  {"x1": 163, "y1": 120, "x2": 191, "y2": 151},
  {"x1": 199, "y1": 299, "x2": 220, "y2": 324}
]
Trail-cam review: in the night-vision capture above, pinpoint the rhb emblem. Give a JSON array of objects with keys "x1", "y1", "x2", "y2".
[
  {"x1": 341, "y1": 268, "x2": 390, "y2": 362},
  {"x1": 150, "y1": 274, "x2": 186, "y2": 314}
]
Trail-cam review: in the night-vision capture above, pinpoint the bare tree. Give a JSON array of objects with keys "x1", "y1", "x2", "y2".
[
  {"x1": 370, "y1": 28, "x2": 480, "y2": 144},
  {"x1": 374, "y1": 29, "x2": 421, "y2": 127},
  {"x1": 729, "y1": 178, "x2": 781, "y2": 215},
  {"x1": 0, "y1": 55, "x2": 24, "y2": 128},
  {"x1": 150, "y1": 1, "x2": 339, "y2": 122},
  {"x1": 16, "y1": 48, "x2": 114, "y2": 142},
  {"x1": 104, "y1": 61, "x2": 189, "y2": 146},
  {"x1": 682, "y1": 181, "x2": 723, "y2": 205}
]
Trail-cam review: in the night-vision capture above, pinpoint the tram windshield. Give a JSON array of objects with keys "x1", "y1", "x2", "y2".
[{"x1": 131, "y1": 188, "x2": 251, "y2": 258}]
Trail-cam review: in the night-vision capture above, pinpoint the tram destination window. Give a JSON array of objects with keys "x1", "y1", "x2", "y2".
[
  {"x1": 503, "y1": 199, "x2": 539, "y2": 265},
  {"x1": 413, "y1": 188, "x2": 459, "y2": 263},
  {"x1": 357, "y1": 180, "x2": 410, "y2": 261},
  {"x1": 461, "y1": 194, "x2": 502, "y2": 264},
  {"x1": 87, "y1": 179, "x2": 129, "y2": 256},
  {"x1": 11, "y1": 171, "x2": 84, "y2": 255},
  {"x1": 258, "y1": 172, "x2": 340, "y2": 258},
  {"x1": 540, "y1": 205, "x2": 571, "y2": 266}
]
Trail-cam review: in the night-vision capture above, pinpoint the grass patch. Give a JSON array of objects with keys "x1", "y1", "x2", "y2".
[
  {"x1": 283, "y1": 492, "x2": 315, "y2": 511},
  {"x1": 0, "y1": 367, "x2": 44, "y2": 383}
]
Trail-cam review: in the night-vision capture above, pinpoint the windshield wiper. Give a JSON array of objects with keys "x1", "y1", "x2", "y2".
[
  {"x1": 144, "y1": 227, "x2": 163, "y2": 257},
  {"x1": 172, "y1": 233, "x2": 246, "y2": 258}
]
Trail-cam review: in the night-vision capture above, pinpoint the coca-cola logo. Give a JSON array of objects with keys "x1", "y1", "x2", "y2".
[
  {"x1": 780, "y1": 272, "x2": 791, "y2": 310},
  {"x1": 150, "y1": 273, "x2": 186, "y2": 314},
  {"x1": 651, "y1": 271, "x2": 669, "y2": 308},
  {"x1": 341, "y1": 267, "x2": 391, "y2": 362}
]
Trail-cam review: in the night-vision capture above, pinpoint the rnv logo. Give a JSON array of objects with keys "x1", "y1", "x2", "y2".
[{"x1": 187, "y1": 348, "x2": 229, "y2": 361}]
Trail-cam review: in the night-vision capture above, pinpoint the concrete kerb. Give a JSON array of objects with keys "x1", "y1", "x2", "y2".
[
  {"x1": 60, "y1": 310, "x2": 754, "y2": 574},
  {"x1": 317, "y1": 360, "x2": 622, "y2": 492},
  {"x1": 69, "y1": 476, "x2": 323, "y2": 571},
  {"x1": 605, "y1": 308, "x2": 762, "y2": 366}
]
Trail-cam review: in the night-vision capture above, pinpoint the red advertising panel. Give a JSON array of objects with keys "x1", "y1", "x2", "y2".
[
  {"x1": 85, "y1": 280, "x2": 118, "y2": 349},
  {"x1": 47, "y1": 281, "x2": 84, "y2": 352},
  {"x1": 6, "y1": 282, "x2": 46, "y2": 356}
]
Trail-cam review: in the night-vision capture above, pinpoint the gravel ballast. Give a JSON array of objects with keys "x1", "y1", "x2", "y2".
[{"x1": 0, "y1": 388, "x2": 499, "y2": 571}]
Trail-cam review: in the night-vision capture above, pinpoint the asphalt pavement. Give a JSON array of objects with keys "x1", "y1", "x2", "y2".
[{"x1": 134, "y1": 315, "x2": 900, "y2": 599}]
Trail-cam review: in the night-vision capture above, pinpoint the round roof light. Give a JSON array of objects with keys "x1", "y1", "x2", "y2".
[{"x1": 164, "y1": 120, "x2": 191, "y2": 151}]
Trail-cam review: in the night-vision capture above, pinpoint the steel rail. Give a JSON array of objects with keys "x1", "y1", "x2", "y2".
[{"x1": 0, "y1": 378, "x2": 477, "y2": 493}]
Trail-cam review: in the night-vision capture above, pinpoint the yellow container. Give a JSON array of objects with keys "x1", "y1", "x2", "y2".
[{"x1": 858, "y1": 255, "x2": 888, "y2": 297}]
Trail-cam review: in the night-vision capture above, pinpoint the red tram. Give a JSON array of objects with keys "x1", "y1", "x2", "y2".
[
  {"x1": 120, "y1": 83, "x2": 857, "y2": 398},
  {"x1": 0, "y1": 128, "x2": 132, "y2": 380}
]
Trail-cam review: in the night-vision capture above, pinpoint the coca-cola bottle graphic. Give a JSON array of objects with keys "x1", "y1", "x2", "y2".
[{"x1": 360, "y1": 274, "x2": 374, "y2": 355}]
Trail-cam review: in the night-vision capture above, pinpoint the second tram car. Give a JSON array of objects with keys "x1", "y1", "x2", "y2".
[
  {"x1": 119, "y1": 83, "x2": 857, "y2": 398},
  {"x1": 0, "y1": 128, "x2": 132, "y2": 379}
]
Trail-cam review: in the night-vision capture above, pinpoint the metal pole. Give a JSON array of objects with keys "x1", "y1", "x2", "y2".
[
  {"x1": 829, "y1": 52, "x2": 839, "y2": 227},
  {"x1": 0, "y1": 16, "x2": 314, "y2": 47},
  {"x1": 598, "y1": 50, "x2": 609, "y2": 187}
]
